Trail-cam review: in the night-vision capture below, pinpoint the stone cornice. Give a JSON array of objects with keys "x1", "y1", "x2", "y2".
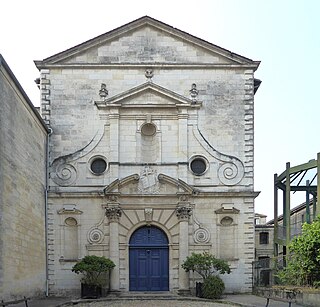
[
  {"x1": 35, "y1": 63, "x2": 259, "y2": 70},
  {"x1": 48, "y1": 190, "x2": 259, "y2": 198}
]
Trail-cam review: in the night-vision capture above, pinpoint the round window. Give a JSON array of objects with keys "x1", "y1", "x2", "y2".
[
  {"x1": 190, "y1": 157, "x2": 207, "y2": 175},
  {"x1": 90, "y1": 158, "x2": 107, "y2": 175},
  {"x1": 141, "y1": 123, "x2": 156, "y2": 136}
]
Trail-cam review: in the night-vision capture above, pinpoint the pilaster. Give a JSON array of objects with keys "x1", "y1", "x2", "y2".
[
  {"x1": 176, "y1": 203, "x2": 192, "y2": 294},
  {"x1": 105, "y1": 204, "x2": 121, "y2": 291}
]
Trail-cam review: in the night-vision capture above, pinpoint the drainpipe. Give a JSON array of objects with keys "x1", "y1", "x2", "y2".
[{"x1": 45, "y1": 127, "x2": 53, "y2": 296}]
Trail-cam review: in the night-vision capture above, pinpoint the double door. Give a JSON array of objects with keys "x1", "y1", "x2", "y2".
[{"x1": 129, "y1": 226, "x2": 169, "y2": 291}]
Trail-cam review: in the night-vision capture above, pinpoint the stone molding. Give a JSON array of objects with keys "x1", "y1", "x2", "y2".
[
  {"x1": 192, "y1": 125, "x2": 245, "y2": 186},
  {"x1": 215, "y1": 207, "x2": 240, "y2": 214}
]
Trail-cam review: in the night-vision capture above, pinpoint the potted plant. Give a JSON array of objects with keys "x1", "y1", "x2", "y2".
[
  {"x1": 72, "y1": 255, "x2": 115, "y2": 298},
  {"x1": 182, "y1": 251, "x2": 231, "y2": 299}
]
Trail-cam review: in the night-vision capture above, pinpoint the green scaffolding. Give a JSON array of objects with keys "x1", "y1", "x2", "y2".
[{"x1": 273, "y1": 153, "x2": 320, "y2": 256}]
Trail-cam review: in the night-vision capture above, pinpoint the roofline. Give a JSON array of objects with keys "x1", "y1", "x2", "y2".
[
  {"x1": 255, "y1": 225, "x2": 274, "y2": 229},
  {"x1": 35, "y1": 16, "x2": 260, "y2": 69},
  {"x1": 0, "y1": 54, "x2": 49, "y2": 133},
  {"x1": 266, "y1": 198, "x2": 315, "y2": 225}
]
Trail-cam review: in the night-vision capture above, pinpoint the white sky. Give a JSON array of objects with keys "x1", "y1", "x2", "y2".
[{"x1": 1, "y1": 0, "x2": 319, "y2": 220}]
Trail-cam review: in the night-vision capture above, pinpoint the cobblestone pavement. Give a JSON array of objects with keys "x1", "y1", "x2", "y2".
[{"x1": 66, "y1": 300, "x2": 238, "y2": 307}]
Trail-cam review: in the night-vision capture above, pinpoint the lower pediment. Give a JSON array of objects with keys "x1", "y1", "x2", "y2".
[{"x1": 104, "y1": 169, "x2": 194, "y2": 196}]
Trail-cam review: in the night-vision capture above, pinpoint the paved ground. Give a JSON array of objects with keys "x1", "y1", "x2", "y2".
[{"x1": 11, "y1": 294, "x2": 304, "y2": 307}]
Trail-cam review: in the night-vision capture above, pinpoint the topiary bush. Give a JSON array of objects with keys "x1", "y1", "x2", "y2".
[
  {"x1": 72, "y1": 255, "x2": 115, "y2": 286},
  {"x1": 202, "y1": 275, "x2": 225, "y2": 299},
  {"x1": 181, "y1": 252, "x2": 231, "y2": 279},
  {"x1": 182, "y1": 252, "x2": 231, "y2": 298}
]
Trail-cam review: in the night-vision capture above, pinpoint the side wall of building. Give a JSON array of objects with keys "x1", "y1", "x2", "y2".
[{"x1": 0, "y1": 57, "x2": 47, "y2": 300}]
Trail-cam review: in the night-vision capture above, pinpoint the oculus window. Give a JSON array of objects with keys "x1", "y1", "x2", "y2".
[
  {"x1": 190, "y1": 156, "x2": 208, "y2": 176},
  {"x1": 90, "y1": 157, "x2": 107, "y2": 175}
]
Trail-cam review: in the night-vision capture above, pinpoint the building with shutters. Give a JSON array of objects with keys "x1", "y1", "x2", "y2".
[{"x1": 34, "y1": 16, "x2": 261, "y2": 295}]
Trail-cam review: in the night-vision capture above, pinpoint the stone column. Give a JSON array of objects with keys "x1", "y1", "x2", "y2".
[
  {"x1": 105, "y1": 205, "x2": 122, "y2": 292},
  {"x1": 176, "y1": 204, "x2": 192, "y2": 295}
]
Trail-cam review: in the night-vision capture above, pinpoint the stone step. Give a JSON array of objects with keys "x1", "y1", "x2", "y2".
[{"x1": 106, "y1": 291, "x2": 189, "y2": 300}]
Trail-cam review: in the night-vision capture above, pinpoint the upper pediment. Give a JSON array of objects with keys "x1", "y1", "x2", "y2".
[
  {"x1": 95, "y1": 81, "x2": 201, "y2": 109},
  {"x1": 35, "y1": 16, "x2": 260, "y2": 69}
]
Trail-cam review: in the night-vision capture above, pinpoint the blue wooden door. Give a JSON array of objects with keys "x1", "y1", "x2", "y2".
[{"x1": 129, "y1": 226, "x2": 169, "y2": 291}]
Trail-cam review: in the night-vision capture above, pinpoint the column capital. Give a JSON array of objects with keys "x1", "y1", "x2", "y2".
[
  {"x1": 105, "y1": 205, "x2": 122, "y2": 222},
  {"x1": 176, "y1": 205, "x2": 192, "y2": 221}
]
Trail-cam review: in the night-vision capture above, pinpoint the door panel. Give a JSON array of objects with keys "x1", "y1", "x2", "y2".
[{"x1": 129, "y1": 226, "x2": 169, "y2": 291}]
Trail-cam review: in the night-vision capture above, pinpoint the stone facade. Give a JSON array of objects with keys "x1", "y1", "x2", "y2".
[
  {"x1": 35, "y1": 16, "x2": 260, "y2": 295},
  {"x1": 0, "y1": 55, "x2": 48, "y2": 300}
]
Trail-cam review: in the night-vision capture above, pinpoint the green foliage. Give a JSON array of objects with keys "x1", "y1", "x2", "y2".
[
  {"x1": 277, "y1": 215, "x2": 320, "y2": 287},
  {"x1": 72, "y1": 255, "x2": 115, "y2": 286},
  {"x1": 181, "y1": 252, "x2": 231, "y2": 280},
  {"x1": 202, "y1": 275, "x2": 225, "y2": 299}
]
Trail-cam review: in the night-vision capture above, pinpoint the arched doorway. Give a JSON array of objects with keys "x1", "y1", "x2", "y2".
[{"x1": 129, "y1": 225, "x2": 169, "y2": 291}]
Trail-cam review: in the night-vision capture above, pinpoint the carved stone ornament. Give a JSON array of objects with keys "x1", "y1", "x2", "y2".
[
  {"x1": 179, "y1": 195, "x2": 189, "y2": 202},
  {"x1": 189, "y1": 83, "x2": 199, "y2": 102},
  {"x1": 105, "y1": 206, "x2": 122, "y2": 222},
  {"x1": 107, "y1": 195, "x2": 118, "y2": 203},
  {"x1": 175, "y1": 206, "x2": 192, "y2": 220},
  {"x1": 99, "y1": 83, "x2": 108, "y2": 99},
  {"x1": 144, "y1": 208, "x2": 153, "y2": 224},
  {"x1": 194, "y1": 228, "x2": 210, "y2": 244},
  {"x1": 51, "y1": 161, "x2": 77, "y2": 186},
  {"x1": 138, "y1": 166, "x2": 160, "y2": 194},
  {"x1": 87, "y1": 228, "x2": 104, "y2": 244},
  {"x1": 145, "y1": 69, "x2": 154, "y2": 80}
]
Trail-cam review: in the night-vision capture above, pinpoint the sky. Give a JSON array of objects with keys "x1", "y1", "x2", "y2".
[{"x1": 1, "y1": 0, "x2": 319, "y2": 220}]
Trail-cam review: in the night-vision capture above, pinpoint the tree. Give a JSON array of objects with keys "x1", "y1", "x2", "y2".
[{"x1": 278, "y1": 215, "x2": 320, "y2": 286}]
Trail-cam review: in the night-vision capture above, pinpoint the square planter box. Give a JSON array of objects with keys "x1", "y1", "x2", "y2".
[{"x1": 81, "y1": 283, "x2": 102, "y2": 299}]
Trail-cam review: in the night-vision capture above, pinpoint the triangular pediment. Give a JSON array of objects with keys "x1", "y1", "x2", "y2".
[
  {"x1": 35, "y1": 16, "x2": 259, "y2": 68},
  {"x1": 95, "y1": 82, "x2": 200, "y2": 109}
]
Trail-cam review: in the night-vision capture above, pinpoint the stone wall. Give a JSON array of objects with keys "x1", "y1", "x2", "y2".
[{"x1": 0, "y1": 56, "x2": 48, "y2": 300}]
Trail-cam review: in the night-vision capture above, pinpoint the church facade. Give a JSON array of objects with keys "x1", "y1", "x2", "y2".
[{"x1": 35, "y1": 16, "x2": 260, "y2": 295}]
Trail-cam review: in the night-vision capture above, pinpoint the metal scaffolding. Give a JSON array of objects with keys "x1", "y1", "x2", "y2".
[{"x1": 273, "y1": 152, "x2": 320, "y2": 256}]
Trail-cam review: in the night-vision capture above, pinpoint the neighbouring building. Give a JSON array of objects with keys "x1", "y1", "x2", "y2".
[
  {"x1": 254, "y1": 213, "x2": 274, "y2": 287},
  {"x1": 0, "y1": 55, "x2": 49, "y2": 300},
  {"x1": 33, "y1": 16, "x2": 261, "y2": 295},
  {"x1": 254, "y1": 200, "x2": 316, "y2": 287}
]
